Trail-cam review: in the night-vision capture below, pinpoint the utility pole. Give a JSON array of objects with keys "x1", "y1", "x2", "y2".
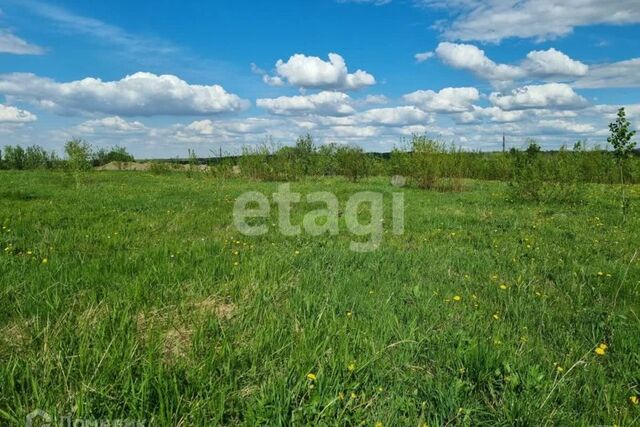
[{"x1": 502, "y1": 133, "x2": 506, "y2": 153}]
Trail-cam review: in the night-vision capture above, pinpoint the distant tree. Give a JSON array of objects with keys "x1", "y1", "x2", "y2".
[
  {"x1": 293, "y1": 134, "x2": 316, "y2": 175},
  {"x1": 3, "y1": 145, "x2": 26, "y2": 170},
  {"x1": 92, "y1": 146, "x2": 134, "y2": 166},
  {"x1": 608, "y1": 107, "x2": 637, "y2": 160},
  {"x1": 24, "y1": 145, "x2": 54, "y2": 169},
  {"x1": 65, "y1": 138, "x2": 92, "y2": 172},
  {"x1": 607, "y1": 107, "x2": 637, "y2": 220}
]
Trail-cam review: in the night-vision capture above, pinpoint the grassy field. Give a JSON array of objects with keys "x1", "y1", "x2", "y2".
[{"x1": 1, "y1": 171, "x2": 639, "y2": 426}]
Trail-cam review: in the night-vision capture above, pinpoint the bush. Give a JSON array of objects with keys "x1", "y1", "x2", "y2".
[
  {"x1": 336, "y1": 145, "x2": 369, "y2": 182},
  {"x1": 509, "y1": 140, "x2": 544, "y2": 201},
  {"x1": 407, "y1": 135, "x2": 446, "y2": 190},
  {"x1": 149, "y1": 162, "x2": 172, "y2": 175},
  {"x1": 92, "y1": 146, "x2": 134, "y2": 166}
]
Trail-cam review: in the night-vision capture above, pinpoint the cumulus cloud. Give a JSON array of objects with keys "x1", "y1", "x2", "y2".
[
  {"x1": 538, "y1": 119, "x2": 596, "y2": 133},
  {"x1": 0, "y1": 72, "x2": 250, "y2": 116},
  {"x1": 357, "y1": 106, "x2": 431, "y2": 126},
  {"x1": 575, "y1": 58, "x2": 640, "y2": 88},
  {"x1": 263, "y1": 53, "x2": 376, "y2": 90},
  {"x1": 257, "y1": 91, "x2": 355, "y2": 116},
  {"x1": 362, "y1": 94, "x2": 388, "y2": 105},
  {"x1": 435, "y1": 42, "x2": 587, "y2": 85},
  {"x1": 75, "y1": 116, "x2": 147, "y2": 134},
  {"x1": 435, "y1": 42, "x2": 522, "y2": 83},
  {"x1": 0, "y1": 30, "x2": 44, "y2": 55},
  {"x1": 414, "y1": 51, "x2": 434, "y2": 63},
  {"x1": 0, "y1": 104, "x2": 37, "y2": 123},
  {"x1": 521, "y1": 48, "x2": 588, "y2": 77},
  {"x1": 489, "y1": 83, "x2": 589, "y2": 111},
  {"x1": 403, "y1": 87, "x2": 479, "y2": 113},
  {"x1": 425, "y1": 0, "x2": 640, "y2": 42},
  {"x1": 457, "y1": 106, "x2": 525, "y2": 124}
]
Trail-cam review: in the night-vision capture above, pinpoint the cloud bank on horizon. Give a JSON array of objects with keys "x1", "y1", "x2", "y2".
[{"x1": 0, "y1": 0, "x2": 639, "y2": 157}]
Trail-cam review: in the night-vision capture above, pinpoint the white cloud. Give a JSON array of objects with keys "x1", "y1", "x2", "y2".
[
  {"x1": 0, "y1": 104, "x2": 37, "y2": 123},
  {"x1": 357, "y1": 106, "x2": 431, "y2": 126},
  {"x1": 435, "y1": 42, "x2": 587, "y2": 85},
  {"x1": 489, "y1": 83, "x2": 589, "y2": 111},
  {"x1": 257, "y1": 91, "x2": 355, "y2": 116},
  {"x1": 264, "y1": 53, "x2": 376, "y2": 90},
  {"x1": 362, "y1": 94, "x2": 388, "y2": 105},
  {"x1": 575, "y1": 58, "x2": 640, "y2": 88},
  {"x1": 538, "y1": 119, "x2": 596, "y2": 133},
  {"x1": 403, "y1": 87, "x2": 479, "y2": 113},
  {"x1": 0, "y1": 30, "x2": 44, "y2": 55},
  {"x1": 435, "y1": 42, "x2": 522, "y2": 83},
  {"x1": 329, "y1": 125, "x2": 380, "y2": 138},
  {"x1": 457, "y1": 106, "x2": 526, "y2": 124},
  {"x1": 425, "y1": 0, "x2": 640, "y2": 43},
  {"x1": 0, "y1": 72, "x2": 250, "y2": 116},
  {"x1": 521, "y1": 48, "x2": 588, "y2": 77},
  {"x1": 415, "y1": 51, "x2": 434, "y2": 63},
  {"x1": 75, "y1": 116, "x2": 146, "y2": 134}
]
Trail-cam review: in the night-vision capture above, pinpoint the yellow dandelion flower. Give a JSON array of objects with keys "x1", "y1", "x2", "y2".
[
  {"x1": 346, "y1": 311, "x2": 352, "y2": 317},
  {"x1": 453, "y1": 295, "x2": 461, "y2": 302},
  {"x1": 598, "y1": 343, "x2": 608, "y2": 350},
  {"x1": 42, "y1": 258, "x2": 48, "y2": 264},
  {"x1": 375, "y1": 422, "x2": 383, "y2": 427},
  {"x1": 556, "y1": 366, "x2": 564, "y2": 373},
  {"x1": 597, "y1": 271, "x2": 604, "y2": 276},
  {"x1": 233, "y1": 261, "x2": 239, "y2": 266},
  {"x1": 347, "y1": 363, "x2": 356, "y2": 372},
  {"x1": 492, "y1": 314, "x2": 500, "y2": 320},
  {"x1": 499, "y1": 284, "x2": 508, "y2": 290},
  {"x1": 306, "y1": 373, "x2": 317, "y2": 381},
  {"x1": 27, "y1": 250, "x2": 32, "y2": 255},
  {"x1": 595, "y1": 347, "x2": 606, "y2": 356},
  {"x1": 630, "y1": 395, "x2": 639, "y2": 405}
]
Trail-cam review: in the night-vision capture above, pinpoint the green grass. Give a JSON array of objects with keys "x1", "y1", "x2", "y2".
[{"x1": 1, "y1": 171, "x2": 639, "y2": 426}]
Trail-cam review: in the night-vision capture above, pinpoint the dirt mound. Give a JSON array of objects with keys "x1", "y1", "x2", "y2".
[
  {"x1": 95, "y1": 162, "x2": 213, "y2": 172},
  {"x1": 95, "y1": 161, "x2": 152, "y2": 171}
]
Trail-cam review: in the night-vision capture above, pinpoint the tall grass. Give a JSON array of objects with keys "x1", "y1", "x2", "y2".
[{"x1": 1, "y1": 171, "x2": 639, "y2": 425}]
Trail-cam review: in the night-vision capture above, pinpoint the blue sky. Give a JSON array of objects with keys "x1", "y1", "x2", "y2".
[{"x1": 0, "y1": 0, "x2": 639, "y2": 157}]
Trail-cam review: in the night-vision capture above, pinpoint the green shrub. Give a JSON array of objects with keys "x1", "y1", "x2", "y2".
[
  {"x1": 509, "y1": 140, "x2": 544, "y2": 201},
  {"x1": 334, "y1": 145, "x2": 369, "y2": 182},
  {"x1": 149, "y1": 162, "x2": 172, "y2": 175},
  {"x1": 92, "y1": 146, "x2": 134, "y2": 166}
]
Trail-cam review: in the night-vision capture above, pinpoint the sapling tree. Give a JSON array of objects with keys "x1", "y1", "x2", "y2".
[{"x1": 607, "y1": 107, "x2": 637, "y2": 219}]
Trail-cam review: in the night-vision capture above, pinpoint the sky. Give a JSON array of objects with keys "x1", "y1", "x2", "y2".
[{"x1": 0, "y1": 0, "x2": 639, "y2": 158}]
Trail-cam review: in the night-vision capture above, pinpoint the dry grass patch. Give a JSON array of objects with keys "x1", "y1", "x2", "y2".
[
  {"x1": 0, "y1": 320, "x2": 31, "y2": 352},
  {"x1": 135, "y1": 296, "x2": 237, "y2": 363}
]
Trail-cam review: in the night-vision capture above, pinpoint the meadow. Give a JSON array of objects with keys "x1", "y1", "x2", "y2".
[{"x1": 1, "y1": 170, "x2": 639, "y2": 426}]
